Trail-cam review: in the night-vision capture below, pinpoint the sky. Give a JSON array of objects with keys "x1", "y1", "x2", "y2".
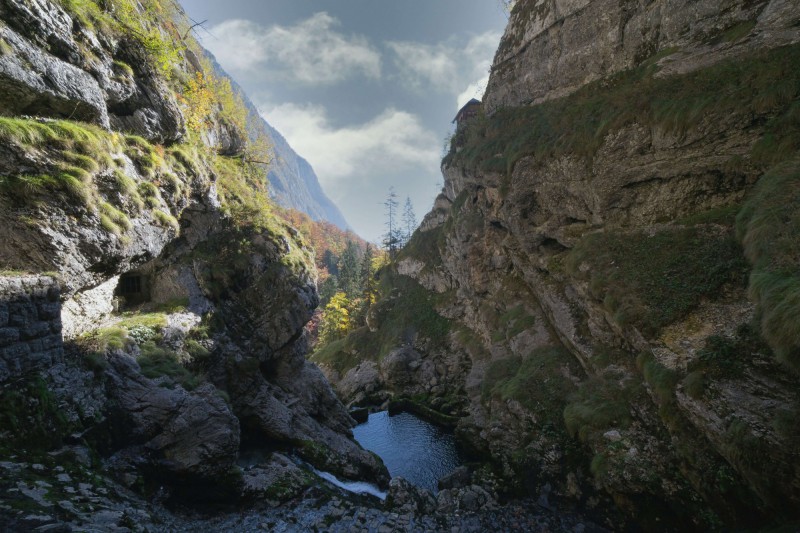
[{"x1": 178, "y1": 1, "x2": 508, "y2": 242}]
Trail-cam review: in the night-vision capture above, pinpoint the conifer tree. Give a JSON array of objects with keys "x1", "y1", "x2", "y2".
[
  {"x1": 402, "y1": 196, "x2": 417, "y2": 245},
  {"x1": 337, "y1": 240, "x2": 361, "y2": 298},
  {"x1": 383, "y1": 187, "x2": 401, "y2": 257},
  {"x1": 360, "y1": 244, "x2": 374, "y2": 291}
]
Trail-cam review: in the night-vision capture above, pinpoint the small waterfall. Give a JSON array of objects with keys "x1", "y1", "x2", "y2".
[{"x1": 312, "y1": 468, "x2": 387, "y2": 500}]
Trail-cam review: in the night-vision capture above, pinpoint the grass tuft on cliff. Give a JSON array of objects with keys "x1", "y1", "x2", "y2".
[
  {"x1": 736, "y1": 160, "x2": 800, "y2": 369},
  {"x1": 446, "y1": 44, "x2": 800, "y2": 176},
  {"x1": 566, "y1": 225, "x2": 747, "y2": 337},
  {"x1": 563, "y1": 372, "x2": 640, "y2": 441},
  {"x1": 0, "y1": 116, "x2": 198, "y2": 239}
]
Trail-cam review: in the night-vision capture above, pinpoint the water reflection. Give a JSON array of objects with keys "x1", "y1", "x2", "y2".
[{"x1": 353, "y1": 410, "x2": 462, "y2": 494}]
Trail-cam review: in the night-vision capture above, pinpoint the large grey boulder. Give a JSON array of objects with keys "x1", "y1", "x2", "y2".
[
  {"x1": 106, "y1": 353, "x2": 240, "y2": 481},
  {"x1": 226, "y1": 352, "x2": 389, "y2": 486}
]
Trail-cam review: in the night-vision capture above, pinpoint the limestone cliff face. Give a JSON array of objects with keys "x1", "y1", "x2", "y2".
[
  {"x1": 486, "y1": 0, "x2": 800, "y2": 111},
  {"x1": 0, "y1": 0, "x2": 385, "y2": 523},
  {"x1": 320, "y1": 0, "x2": 800, "y2": 529}
]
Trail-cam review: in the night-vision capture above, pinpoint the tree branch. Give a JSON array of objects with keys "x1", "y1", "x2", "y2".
[{"x1": 182, "y1": 19, "x2": 208, "y2": 41}]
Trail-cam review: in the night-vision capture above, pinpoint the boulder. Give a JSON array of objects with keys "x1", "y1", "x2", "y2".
[
  {"x1": 436, "y1": 484, "x2": 496, "y2": 514},
  {"x1": 226, "y1": 355, "x2": 389, "y2": 486},
  {"x1": 338, "y1": 361, "x2": 383, "y2": 404},
  {"x1": 241, "y1": 453, "x2": 310, "y2": 503},
  {"x1": 105, "y1": 353, "x2": 240, "y2": 482},
  {"x1": 386, "y1": 477, "x2": 436, "y2": 515},
  {"x1": 438, "y1": 466, "x2": 471, "y2": 491}
]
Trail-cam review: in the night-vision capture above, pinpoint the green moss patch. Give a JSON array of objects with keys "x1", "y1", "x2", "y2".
[
  {"x1": 637, "y1": 352, "x2": 679, "y2": 405},
  {"x1": 566, "y1": 226, "x2": 747, "y2": 337},
  {"x1": 0, "y1": 377, "x2": 74, "y2": 455},
  {"x1": 387, "y1": 398, "x2": 459, "y2": 427},
  {"x1": 399, "y1": 223, "x2": 445, "y2": 270},
  {"x1": 564, "y1": 373, "x2": 641, "y2": 441},
  {"x1": 736, "y1": 161, "x2": 800, "y2": 370},
  {"x1": 138, "y1": 341, "x2": 201, "y2": 390},
  {"x1": 481, "y1": 346, "x2": 579, "y2": 425}
]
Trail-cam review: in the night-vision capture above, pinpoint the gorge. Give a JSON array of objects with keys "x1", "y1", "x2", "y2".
[{"x1": 1, "y1": 0, "x2": 800, "y2": 532}]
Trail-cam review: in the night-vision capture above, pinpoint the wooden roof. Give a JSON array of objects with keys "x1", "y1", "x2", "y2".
[{"x1": 453, "y1": 99, "x2": 481, "y2": 123}]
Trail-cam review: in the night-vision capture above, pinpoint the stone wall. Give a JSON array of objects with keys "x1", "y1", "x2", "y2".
[{"x1": 0, "y1": 275, "x2": 63, "y2": 383}]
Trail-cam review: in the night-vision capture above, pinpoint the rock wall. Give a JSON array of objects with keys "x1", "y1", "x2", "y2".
[
  {"x1": 0, "y1": 0, "x2": 184, "y2": 141},
  {"x1": 486, "y1": 0, "x2": 800, "y2": 111},
  {"x1": 0, "y1": 0, "x2": 387, "y2": 523},
  {"x1": 0, "y1": 275, "x2": 62, "y2": 382},
  {"x1": 318, "y1": 0, "x2": 800, "y2": 529}
]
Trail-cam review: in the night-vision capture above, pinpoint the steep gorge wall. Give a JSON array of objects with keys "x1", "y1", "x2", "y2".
[{"x1": 319, "y1": 0, "x2": 800, "y2": 529}]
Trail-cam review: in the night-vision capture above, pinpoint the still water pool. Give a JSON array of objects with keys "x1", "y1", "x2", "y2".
[{"x1": 352, "y1": 410, "x2": 463, "y2": 494}]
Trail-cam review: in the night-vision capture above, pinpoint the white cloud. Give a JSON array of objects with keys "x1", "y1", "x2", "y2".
[
  {"x1": 386, "y1": 41, "x2": 459, "y2": 91},
  {"x1": 259, "y1": 103, "x2": 440, "y2": 184},
  {"x1": 205, "y1": 13, "x2": 381, "y2": 84},
  {"x1": 457, "y1": 74, "x2": 490, "y2": 110},
  {"x1": 387, "y1": 31, "x2": 500, "y2": 109}
]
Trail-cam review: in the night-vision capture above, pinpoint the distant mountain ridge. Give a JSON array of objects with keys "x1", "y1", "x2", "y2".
[{"x1": 205, "y1": 54, "x2": 352, "y2": 232}]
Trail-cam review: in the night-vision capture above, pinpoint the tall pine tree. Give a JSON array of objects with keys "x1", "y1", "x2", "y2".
[
  {"x1": 383, "y1": 187, "x2": 401, "y2": 257},
  {"x1": 337, "y1": 240, "x2": 362, "y2": 298},
  {"x1": 403, "y1": 197, "x2": 417, "y2": 245}
]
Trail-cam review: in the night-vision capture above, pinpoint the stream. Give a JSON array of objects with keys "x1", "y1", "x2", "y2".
[{"x1": 353, "y1": 410, "x2": 463, "y2": 494}]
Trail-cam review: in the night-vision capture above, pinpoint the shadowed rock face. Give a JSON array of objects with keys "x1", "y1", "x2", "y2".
[
  {"x1": 106, "y1": 354, "x2": 240, "y2": 481},
  {"x1": 0, "y1": 0, "x2": 387, "y2": 510},
  {"x1": 0, "y1": 276, "x2": 62, "y2": 383}
]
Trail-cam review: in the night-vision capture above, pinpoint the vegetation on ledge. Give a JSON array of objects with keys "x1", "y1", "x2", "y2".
[
  {"x1": 0, "y1": 116, "x2": 191, "y2": 238},
  {"x1": 311, "y1": 269, "x2": 452, "y2": 375},
  {"x1": 445, "y1": 44, "x2": 800, "y2": 177},
  {"x1": 736, "y1": 160, "x2": 800, "y2": 370},
  {"x1": 565, "y1": 225, "x2": 748, "y2": 336}
]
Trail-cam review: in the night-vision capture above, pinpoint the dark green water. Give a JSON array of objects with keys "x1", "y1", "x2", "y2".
[{"x1": 352, "y1": 410, "x2": 463, "y2": 494}]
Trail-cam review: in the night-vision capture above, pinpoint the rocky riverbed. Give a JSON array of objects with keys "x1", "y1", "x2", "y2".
[{"x1": 1, "y1": 449, "x2": 603, "y2": 532}]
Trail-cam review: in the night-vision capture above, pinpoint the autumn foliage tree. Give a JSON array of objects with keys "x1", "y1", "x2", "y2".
[
  {"x1": 274, "y1": 207, "x2": 388, "y2": 346},
  {"x1": 318, "y1": 292, "x2": 351, "y2": 344}
]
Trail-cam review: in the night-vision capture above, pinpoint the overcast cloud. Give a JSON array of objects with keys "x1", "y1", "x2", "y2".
[
  {"x1": 208, "y1": 14, "x2": 381, "y2": 84},
  {"x1": 389, "y1": 31, "x2": 501, "y2": 109},
  {"x1": 261, "y1": 103, "x2": 440, "y2": 183}
]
